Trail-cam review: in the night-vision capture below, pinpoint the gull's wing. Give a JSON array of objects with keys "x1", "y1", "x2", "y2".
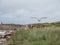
[
  {"x1": 31, "y1": 17, "x2": 47, "y2": 22},
  {"x1": 31, "y1": 17, "x2": 41, "y2": 22},
  {"x1": 31, "y1": 17, "x2": 39, "y2": 20},
  {"x1": 40, "y1": 17, "x2": 47, "y2": 19}
]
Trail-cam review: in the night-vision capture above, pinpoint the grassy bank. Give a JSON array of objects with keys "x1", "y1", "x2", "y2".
[{"x1": 7, "y1": 27, "x2": 60, "y2": 45}]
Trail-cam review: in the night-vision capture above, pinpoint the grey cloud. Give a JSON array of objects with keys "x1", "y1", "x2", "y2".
[{"x1": 0, "y1": 0, "x2": 60, "y2": 24}]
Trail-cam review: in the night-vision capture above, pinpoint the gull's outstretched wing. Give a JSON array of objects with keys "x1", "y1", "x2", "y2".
[
  {"x1": 31, "y1": 17, "x2": 47, "y2": 22},
  {"x1": 31, "y1": 17, "x2": 41, "y2": 22},
  {"x1": 31, "y1": 17, "x2": 39, "y2": 20}
]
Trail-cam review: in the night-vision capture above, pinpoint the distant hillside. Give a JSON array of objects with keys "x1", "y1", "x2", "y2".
[
  {"x1": 0, "y1": 24, "x2": 25, "y2": 30},
  {"x1": 27, "y1": 21, "x2": 60, "y2": 29},
  {"x1": 0, "y1": 21, "x2": 60, "y2": 30},
  {"x1": 50, "y1": 21, "x2": 60, "y2": 26}
]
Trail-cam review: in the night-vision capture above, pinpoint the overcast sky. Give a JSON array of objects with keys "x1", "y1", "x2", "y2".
[{"x1": 0, "y1": 0, "x2": 60, "y2": 24}]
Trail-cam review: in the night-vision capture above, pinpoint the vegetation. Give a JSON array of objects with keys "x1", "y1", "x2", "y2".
[{"x1": 7, "y1": 26, "x2": 60, "y2": 45}]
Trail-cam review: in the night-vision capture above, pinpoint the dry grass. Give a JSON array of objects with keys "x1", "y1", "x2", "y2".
[{"x1": 6, "y1": 27, "x2": 60, "y2": 45}]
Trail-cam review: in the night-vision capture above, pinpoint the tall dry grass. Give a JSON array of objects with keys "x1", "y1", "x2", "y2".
[{"x1": 7, "y1": 27, "x2": 60, "y2": 45}]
